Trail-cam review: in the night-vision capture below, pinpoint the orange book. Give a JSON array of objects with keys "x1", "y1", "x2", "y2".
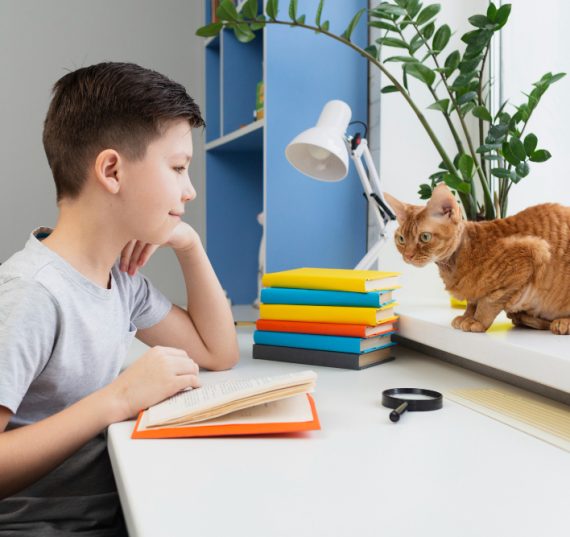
[
  {"x1": 131, "y1": 371, "x2": 319, "y2": 439},
  {"x1": 132, "y1": 394, "x2": 319, "y2": 439},
  {"x1": 255, "y1": 317, "x2": 398, "y2": 338}
]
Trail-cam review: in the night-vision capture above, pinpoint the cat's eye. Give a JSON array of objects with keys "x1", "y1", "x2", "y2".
[
  {"x1": 396, "y1": 234, "x2": 405, "y2": 245},
  {"x1": 420, "y1": 232, "x2": 432, "y2": 243}
]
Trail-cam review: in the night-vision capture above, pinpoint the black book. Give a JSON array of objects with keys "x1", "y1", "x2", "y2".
[{"x1": 252, "y1": 344, "x2": 396, "y2": 370}]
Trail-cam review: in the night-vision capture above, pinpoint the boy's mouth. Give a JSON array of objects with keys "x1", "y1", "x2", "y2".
[{"x1": 169, "y1": 211, "x2": 184, "y2": 218}]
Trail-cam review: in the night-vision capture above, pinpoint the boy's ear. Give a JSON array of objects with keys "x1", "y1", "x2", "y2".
[
  {"x1": 94, "y1": 149, "x2": 121, "y2": 194},
  {"x1": 426, "y1": 183, "x2": 460, "y2": 222},
  {"x1": 383, "y1": 192, "x2": 408, "y2": 223}
]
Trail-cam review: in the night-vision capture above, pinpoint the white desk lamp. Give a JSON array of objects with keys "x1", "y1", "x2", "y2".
[{"x1": 285, "y1": 99, "x2": 396, "y2": 270}]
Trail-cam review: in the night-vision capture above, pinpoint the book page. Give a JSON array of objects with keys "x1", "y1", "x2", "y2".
[
  {"x1": 138, "y1": 393, "x2": 314, "y2": 432},
  {"x1": 147, "y1": 370, "x2": 316, "y2": 425}
]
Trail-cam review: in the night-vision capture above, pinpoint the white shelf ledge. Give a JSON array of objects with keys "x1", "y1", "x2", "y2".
[
  {"x1": 396, "y1": 303, "x2": 570, "y2": 395},
  {"x1": 205, "y1": 119, "x2": 264, "y2": 151}
]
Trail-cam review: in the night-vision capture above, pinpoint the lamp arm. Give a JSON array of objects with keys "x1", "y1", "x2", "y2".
[{"x1": 348, "y1": 138, "x2": 397, "y2": 271}]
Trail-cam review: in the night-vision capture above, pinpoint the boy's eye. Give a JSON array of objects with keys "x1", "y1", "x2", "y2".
[{"x1": 174, "y1": 166, "x2": 186, "y2": 174}]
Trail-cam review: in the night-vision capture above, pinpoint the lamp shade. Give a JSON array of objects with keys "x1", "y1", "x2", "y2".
[{"x1": 285, "y1": 100, "x2": 352, "y2": 182}]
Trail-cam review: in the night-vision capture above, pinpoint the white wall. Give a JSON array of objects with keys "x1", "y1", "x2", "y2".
[
  {"x1": 500, "y1": 0, "x2": 570, "y2": 214},
  {"x1": 0, "y1": 0, "x2": 205, "y2": 304}
]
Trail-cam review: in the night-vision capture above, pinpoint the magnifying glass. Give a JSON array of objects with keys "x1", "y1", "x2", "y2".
[{"x1": 382, "y1": 388, "x2": 443, "y2": 423}]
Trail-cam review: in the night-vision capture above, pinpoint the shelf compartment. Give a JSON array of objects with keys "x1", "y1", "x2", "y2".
[{"x1": 222, "y1": 28, "x2": 263, "y2": 135}]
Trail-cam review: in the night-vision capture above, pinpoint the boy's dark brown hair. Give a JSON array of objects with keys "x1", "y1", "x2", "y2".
[{"x1": 43, "y1": 62, "x2": 205, "y2": 201}]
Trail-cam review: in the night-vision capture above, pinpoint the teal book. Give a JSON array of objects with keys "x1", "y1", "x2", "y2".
[
  {"x1": 260, "y1": 287, "x2": 395, "y2": 308},
  {"x1": 253, "y1": 330, "x2": 395, "y2": 354}
]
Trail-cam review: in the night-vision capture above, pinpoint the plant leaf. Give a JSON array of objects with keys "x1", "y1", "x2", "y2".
[
  {"x1": 243, "y1": 0, "x2": 258, "y2": 19},
  {"x1": 501, "y1": 142, "x2": 519, "y2": 166},
  {"x1": 315, "y1": 0, "x2": 324, "y2": 27},
  {"x1": 458, "y1": 154, "x2": 474, "y2": 181},
  {"x1": 529, "y1": 149, "x2": 552, "y2": 163},
  {"x1": 217, "y1": 0, "x2": 239, "y2": 21},
  {"x1": 487, "y1": 2, "x2": 498, "y2": 22},
  {"x1": 516, "y1": 161, "x2": 530, "y2": 178},
  {"x1": 416, "y1": 4, "x2": 441, "y2": 26},
  {"x1": 472, "y1": 105, "x2": 492, "y2": 122},
  {"x1": 364, "y1": 44, "x2": 379, "y2": 58},
  {"x1": 266, "y1": 0, "x2": 278, "y2": 20},
  {"x1": 509, "y1": 136, "x2": 526, "y2": 162},
  {"x1": 233, "y1": 23, "x2": 256, "y2": 42},
  {"x1": 377, "y1": 37, "x2": 409, "y2": 49},
  {"x1": 491, "y1": 167, "x2": 516, "y2": 180},
  {"x1": 381, "y1": 85, "x2": 399, "y2": 94},
  {"x1": 432, "y1": 24, "x2": 451, "y2": 52},
  {"x1": 524, "y1": 133, "x2": 538, "y2": 156},
  {"x1": 443, "y1": 174, "x2": 471, "y2": 193},
  {"x1": 495, "y1": 3, "x2": 512, "y2": 28},
  {"x1": 196, "y1": 22, "x2": 223, "y2": 37},
  {"x1": 369, "y1": 20, "x2": 399, "y2": 32},
  {"x1": 404, "y1": 62, "x2": 436, "y2": 86},
  {"x1": 468, "y1": 14, "x2": 494, "y2": 30},
  {"x1": 444, "y1": 50, "x2": 461, "y2": 72},
  {"x1": 341, "y1": 8, "x2": 366, "y2": 41},
  {"x1": 384, "y1": 55, "x2": 417, "y2": 63},
  {"x1": 457, "y1": 91, "x2": 477, "y2": 105},
  {"x1": 427, "y1": 99, "x2": 450, "y2": 113},
  {"x1": 418, "y1": 183, "x2": 433, "y2": 199},
  {"x1": 422, "y1": 22, "x2": 435, "y2": 40},
  {"x1": 288, "y1": 0, "x2": 297, "y2": 22}
]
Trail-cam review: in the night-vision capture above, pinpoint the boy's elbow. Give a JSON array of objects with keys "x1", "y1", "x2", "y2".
[{"x1": 204, "y1": 344, "x2": 239, "y2": 371}]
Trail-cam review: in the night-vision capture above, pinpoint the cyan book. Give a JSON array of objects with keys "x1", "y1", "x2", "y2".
[
  {"x1": 260, "y1": 287, "x2": 395, "y2": 308},
  {"x1": 253, "y1": 330, "x2": 395, "y2": 354}
]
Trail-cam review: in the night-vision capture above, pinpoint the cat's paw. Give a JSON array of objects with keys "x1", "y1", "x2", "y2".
[
  {"x1": 452, "y1": 316, "x2": 486, "y2": 332},
  {"x1": 550, "y1": 318, "x2": 570, "y2": 335},
  {"x1": 451, "y1": 315, "x2": 467, "y2": 329}
]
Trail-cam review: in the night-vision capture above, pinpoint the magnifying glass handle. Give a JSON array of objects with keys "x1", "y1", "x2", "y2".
[{"x1": 389, "y1": 401, "x2": 408, "y2": 423}]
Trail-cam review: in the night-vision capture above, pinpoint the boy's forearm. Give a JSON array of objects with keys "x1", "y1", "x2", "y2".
[
  {"x1": 0, "y1": 387, "x2": 124, "y2": 500},
  {"x1": 175, "y1": 239, "x2": 239, "y2": 367}
]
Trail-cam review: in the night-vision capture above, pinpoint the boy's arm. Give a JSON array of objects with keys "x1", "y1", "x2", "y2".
[
  {"x1": 133, "y1": 224, "x2": 239, "y2": 371},
  {"x1": 0, "y1": 346, "x2": 200, "y2": 500}
]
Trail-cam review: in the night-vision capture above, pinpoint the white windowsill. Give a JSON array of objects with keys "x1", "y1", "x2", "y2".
[{"x1": 396, "y1": 302, "x2": 570, "y2": 395}]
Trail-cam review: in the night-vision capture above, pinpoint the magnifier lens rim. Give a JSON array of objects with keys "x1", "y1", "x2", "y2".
[{"x1": 382, "y1": 388, "x2": 443, "y2": 412}]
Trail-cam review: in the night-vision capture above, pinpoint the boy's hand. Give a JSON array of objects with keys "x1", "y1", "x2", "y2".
[
  {"x1": 107, "y1": 345, "x2": 201, "y2": 421},
  {"x1": 120, "y1": 222, "x2": 201, "y2": 276}
]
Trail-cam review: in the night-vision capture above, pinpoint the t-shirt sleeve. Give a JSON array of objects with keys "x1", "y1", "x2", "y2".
[
  {"x1": 0, "y1": 279, "x2": 58, "y2": 414},
  {"x1": 129, "y1": 271, "x2": 172, "y2": 330}
]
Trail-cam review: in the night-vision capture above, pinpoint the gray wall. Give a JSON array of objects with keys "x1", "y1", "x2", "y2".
[{"x1": 0, "y1": 0, "x2": 206, "y2": 305}]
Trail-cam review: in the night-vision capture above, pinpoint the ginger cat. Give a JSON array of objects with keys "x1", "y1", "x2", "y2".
[{"x1": 385, "y1": 184, "x2": 570, "y2": 334}]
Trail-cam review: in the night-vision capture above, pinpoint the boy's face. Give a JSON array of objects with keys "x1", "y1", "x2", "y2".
[{"x1": 118, "y1": 119, "x2": 196, "y2": 245}]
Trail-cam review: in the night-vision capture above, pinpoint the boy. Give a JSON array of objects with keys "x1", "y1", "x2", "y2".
[{"x1": 0, "y1": 62, "x2": 239, "y2": 535}]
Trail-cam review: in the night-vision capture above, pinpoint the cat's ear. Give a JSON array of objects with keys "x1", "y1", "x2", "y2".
[
  {"x1": 383, "y1": 192, "x2": 408, "y2": 223},
  {"x1": 426, "y1": 184, "x2": 461, "y2": 222}
]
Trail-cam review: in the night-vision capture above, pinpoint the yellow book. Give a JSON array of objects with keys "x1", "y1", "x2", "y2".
[
  {"x1": 259, "y1": 303, "x2": 398, "y2": 326},
  {"x1": 262, "y1": 267, "x2": 400, "y2": 293}
]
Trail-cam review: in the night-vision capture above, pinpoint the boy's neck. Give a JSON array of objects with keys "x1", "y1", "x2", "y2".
[{"x1": 41, "y1": 198, "x2": 129, "y2": 289}]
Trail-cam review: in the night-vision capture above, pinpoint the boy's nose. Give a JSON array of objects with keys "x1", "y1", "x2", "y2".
[{"x1": 182, "y1": 177, "x2": 197, "y2": 202}]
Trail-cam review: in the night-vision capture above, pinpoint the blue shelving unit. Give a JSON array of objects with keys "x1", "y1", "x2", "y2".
[{"x1": 204, "y1": 0, "x2": 368, "y2": 305}]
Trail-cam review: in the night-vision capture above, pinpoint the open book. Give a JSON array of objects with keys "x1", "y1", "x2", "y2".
[{"x1": 132, "y1": 370, "x2": 320, "y2": 439}]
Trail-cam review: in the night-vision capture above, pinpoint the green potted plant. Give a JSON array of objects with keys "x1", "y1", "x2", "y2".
[{"x1": 197, "y1": 0, "x2": 565, "y2": 221}]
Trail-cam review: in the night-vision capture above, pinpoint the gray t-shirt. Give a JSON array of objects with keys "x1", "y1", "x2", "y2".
[{"x1": 0, "y1": 228, "x2": 172, "y2": 536}]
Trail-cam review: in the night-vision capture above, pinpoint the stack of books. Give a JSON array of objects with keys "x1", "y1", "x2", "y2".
[{"x1": 253, "y1": 268, "x2": 401, "y2": 370}]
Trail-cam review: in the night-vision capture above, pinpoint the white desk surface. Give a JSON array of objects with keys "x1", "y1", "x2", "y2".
[{"x1": 108, "y1": 328, "x2": 570, "y2": 537}]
